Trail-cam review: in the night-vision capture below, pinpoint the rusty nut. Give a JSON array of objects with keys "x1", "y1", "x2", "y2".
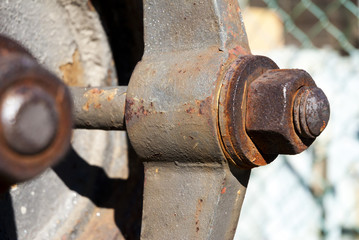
[
  {"x1": 245, "y1": 69, "x2": 325, "y2": 155},
  {"x1": 0, "y1": 34, "x2": 73, "y2": 187}
]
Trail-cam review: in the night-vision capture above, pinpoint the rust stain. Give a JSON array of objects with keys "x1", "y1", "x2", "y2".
[
  {"x1": 125, "y1": 98, "x2": 135, "y2": 121},
  {"x1": 186, "y1": 107, "x2": 195, "y2": 114},
  {"x1": 82, "y1": 88, "x2": 104, "y2": 111},
  {"x1": 195, "y1": 198, "x2": 203, "y2": 233},
  {"x1": 90, "y1": 88, "x2": 104, "y2": 94},
  {"x1": 59, "y1": 49, "x2": 84, "y2": 86},
  {"x1": 87, "y1": 0, "x2": 96, "y2": 12},
  {"x1": 125, "y1": 98, "x2": 159, "y2": 123},
  {"x1": 320, "y1": 121, "x2": 326, "y2": 132},
  {"x1": 83, "y1": 102, "x2": 89, "y2": 111},
  {"x1": 197, "y1": 97, "x2": 211, "y2": 116},
  {"x1": 228, "y1": 46, "x2": 249, "y2": 61},
  {"x1": 221, "y1": 187, "x2": 227, "y2": 194},
  {"x1": 106, "y1": 89, "x2": 117, "y2": 102}
]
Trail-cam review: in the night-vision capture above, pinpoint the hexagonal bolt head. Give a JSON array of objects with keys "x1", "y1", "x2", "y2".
[
  {"x1": 246, "y1": 69, "x2": 330, "y2": 155},
  {"x1": 1, "y1": 86, "x2": 59, "y2": 155}
]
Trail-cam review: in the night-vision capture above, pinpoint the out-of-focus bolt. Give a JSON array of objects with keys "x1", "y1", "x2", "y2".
[
  {"x1": 293, "y1": 86, "x2": 330, "y2": 139},
  {"x1": 1, "y1": 86, "x2": 58, "y2": 155},
  {"x1": 0, "y1": 34, "x2": 72, "y2": 190}
]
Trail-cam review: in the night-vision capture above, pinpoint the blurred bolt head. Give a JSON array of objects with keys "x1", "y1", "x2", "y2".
[{"x1": 1, "y1": 86, "x2": 58, "y2": 155}]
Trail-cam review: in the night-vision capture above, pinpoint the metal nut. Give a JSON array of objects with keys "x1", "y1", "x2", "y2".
[
  {"x1": 245, "y1": 69, "x2": 328, "y2": 155},
  {"x1": 218, "y1": 55, "x2": 280, "y2": 168},
  {"x1": 0, "y1": 34, "x2": 73, "y2": 186}
]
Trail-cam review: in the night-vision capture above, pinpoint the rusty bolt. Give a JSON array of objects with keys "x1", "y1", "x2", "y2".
[
  {"x1": 293, "y1": 86, "x2": 330, "y2": 139},
  {"x1": 1, "y1": 86, "x2": 58, "y2": 155},
  {"x1": 0, "y1": 34, "x2": 73, "y2": 189},
  {"x1": 219, "y1": 55, "x2": 330, "y2": 168},
  {"x1": 246, "y1": 69, "x2": 330, "y2": 155}
]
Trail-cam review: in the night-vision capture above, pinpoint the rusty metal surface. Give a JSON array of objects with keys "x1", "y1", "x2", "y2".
[
  {"x1": 141, "y1": 162, "x2": 250, "y2": 240},
  {"x1": 143, "y1": 0, "x2": 249, "y2": 54},
  {"x1": 126, "y1": 0, "x2": 252, "y2": 239},
  {"x1": 0, "y1": 1, "x2": 332, "y2": 239},
  {"x1": 126, "y1": 47, "x2": 233, "y2": 164},
  {"x1": 126, "y1": 0, "x2": 331, "y2": 237},
  {"x1": 71, "y1": 86, "x2": 127, "y2": 130},
  {"x1": 246, "y1": 69, "x2": 318, "y2": 155},
  {"x1": 0, "y1": 35, "x2": 72, "y2": 191},
  {"x1": 293, "y1": 86, "x2": 330, "y2": 139},
  {"x1": 0, "y1": 2, "x2": 133, "y2": 239},
  {"x1": 218, "y1": 55, "x2": 279, "y2": 169}
]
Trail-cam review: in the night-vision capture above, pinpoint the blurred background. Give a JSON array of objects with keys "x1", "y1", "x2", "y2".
[{"x1": 234, "y1": 1, "x2": 359, "y2": 240}]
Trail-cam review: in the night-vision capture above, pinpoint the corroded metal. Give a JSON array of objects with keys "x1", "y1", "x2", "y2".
[
  {"x1": 0, "y1": 2, "x2": 131, "y2": 240},
  {"x1": 218, "y1": 55, "x2": 279, "y2": 168},
  {"x1": 0, "y1": 1, "x2": 332, "y2": 239},
  {"x1": 126, "y1": 0, "x2": 252, "y2": 239},
  {"x1": 0, "y1": 35, "x2": 72, "y2": 192},
  {"x1": 245, "y1": 69, "x2": 329, "y2": 155},
  {"x1": 71, "y1": 86, "x2": 127, "y2": 130},
  {"x1": 125, "y1": 0, "x2": 331, "y2": 239},
  {"x1": 293, "y1": 86, "x2": 330, "y2": 138},
  {"x1": 246, "y1": 69, "x2": 316, "y2": 155}
]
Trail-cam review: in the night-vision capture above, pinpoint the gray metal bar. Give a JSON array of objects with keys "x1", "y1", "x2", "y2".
[{"x1": 71, "y1": 86, "x2": 127, "y2": 130}]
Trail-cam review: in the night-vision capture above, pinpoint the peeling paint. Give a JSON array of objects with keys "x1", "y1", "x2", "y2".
[{"x1": 59, "y1": 49, "x2": 84, "y2": 86}]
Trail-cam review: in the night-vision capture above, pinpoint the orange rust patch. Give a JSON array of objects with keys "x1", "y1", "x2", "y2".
[
  {"x1": 82, "y1": 88, "x2": 104, "y2": 111},
  {"x1": 228, "y1": 46, "x2": 249, "y2": 61},
  {"x1": 221, "y1": 187, "x2": 227, "y2": 194},
  {"x1": 59, "y1": 49, "x2": 84, "y2": 86},
  {"x1": 90, "y1": 88, "x2": 103, "y2": 94},
  {"x1": 106, "y1": 88, "x2": 118, "y2": 102},
  {"x1": 83, "y1": 102, "x2": 90, "y2": 111},
  {"x1": 320, "y1": 121, "x2": 327, "y2": 132},
  {"x1": 87, "y1": 0, "x2": 96, "y2": 12}
]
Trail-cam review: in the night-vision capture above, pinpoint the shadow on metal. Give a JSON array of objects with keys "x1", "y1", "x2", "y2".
[
  {"x1": 53, "y1": 145, "x2": 144, "y2": 240},
  {"x1": 91, "y1": 0, "x2": 144, "y2": 85},
  {"x1": 0, "y1": 191, "x2": 18, "y2": 240}
]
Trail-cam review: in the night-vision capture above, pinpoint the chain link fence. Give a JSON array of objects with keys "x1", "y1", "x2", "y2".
[
  {"x1": 235, "y1": 1, "x2": 359, "y2": 240},
  {"x1": 240, "y1": 0, "x2": 358, "y2": 54}
]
